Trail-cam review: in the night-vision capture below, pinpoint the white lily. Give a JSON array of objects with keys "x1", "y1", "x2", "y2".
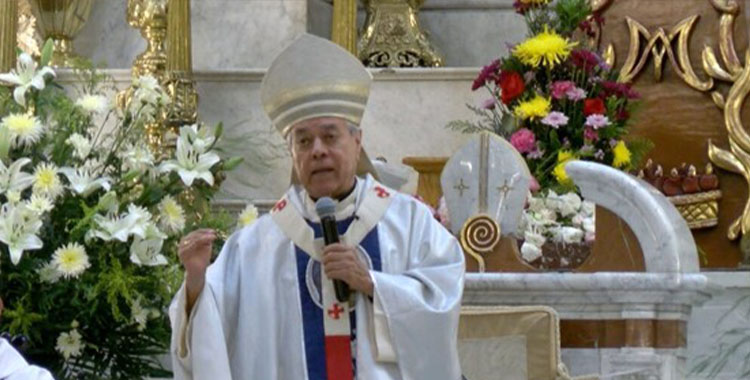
[
  {"x1": 88, "y1": 214, "x2": 131, "y2": 242},
  {"x1": 182, "y1": 124, "x2": 215, "y2": 154},
  {"x1": 123, "y1": 204, "x2": 153, "y2": 239},
  {"x1": 129, "y1": 236, "x2": 167, "y2": 267},
  {"x1": 0, "y1": 157, "x2": 34, "y2": 195},
  {"x1": 0, "y1": 53, "x2": 55, "y2": 106},
  {"x1": 129, "y1": 223, "x2": 167, "y2": 266},
  {"x1": 121, "y1": 143, "x2": 154, "y2": 174},
  {"x1": 160, "y1": 134, "x2": 220, "y2": 186},
  {"x1": 0, "y1": 202, "x2": 43, "y2": 264},
  {"x1": 59, "y1": 167, "x2": 111, "y2": 196}
]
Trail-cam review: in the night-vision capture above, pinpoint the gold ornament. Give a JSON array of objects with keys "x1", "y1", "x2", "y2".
[
  {"x1": 358, "y1": 0, "x2": 443, "y2": 67},
  {"x1": 460, "y1": 214, "x2": 501, "y2": 273}
]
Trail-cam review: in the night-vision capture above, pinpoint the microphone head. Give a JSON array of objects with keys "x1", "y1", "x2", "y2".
[{"x1": 315, "y1": 197, "x2": 336, "y2": 218}]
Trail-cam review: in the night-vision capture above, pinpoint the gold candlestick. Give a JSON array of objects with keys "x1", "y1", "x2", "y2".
[
  {"x1": 332, "y1": 0, "x2": 357, "y2": 54},
  {"x1": 164, "y1": 0, "x2": 198, "y2": 129},
  {"x1": 127, "y1": 0, "x2": 168, "y2": 81},
  {"x1": 0, "y1": 0, "x2": 18, "y2": 72}
]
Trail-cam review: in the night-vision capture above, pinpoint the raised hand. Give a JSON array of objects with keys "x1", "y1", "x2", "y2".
[{"x1": 178, "y1": 229, "x2": 217, "y2": 312}]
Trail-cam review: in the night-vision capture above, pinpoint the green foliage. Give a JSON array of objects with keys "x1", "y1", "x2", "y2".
[{"x1": 554, "y1": 0, "x2": 592, "y2": 36}]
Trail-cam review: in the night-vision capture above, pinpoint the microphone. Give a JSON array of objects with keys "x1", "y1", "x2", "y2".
[{"x1": 315, "y1": 197, "x2": 350, "y2": 303}]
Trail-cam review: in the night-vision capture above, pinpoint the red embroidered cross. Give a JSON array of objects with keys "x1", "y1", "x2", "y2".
[
  {"x1": 327, "y1": 303, "x2": 344, "y2": 320},
  {"x1": 272, "y1": 199, "x2": 287, "y2": 212},
  {"x1": 374, "y1": 186, "x2": 390, "y2": 198}
]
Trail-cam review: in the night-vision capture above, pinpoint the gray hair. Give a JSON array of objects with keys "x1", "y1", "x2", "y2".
[{"x1": 286, "y1": 120, "x2": 361, "y2": 148}]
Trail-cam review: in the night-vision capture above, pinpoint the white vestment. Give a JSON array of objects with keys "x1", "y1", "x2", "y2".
[
  {"x1": 170, "y1": 175, "x2": 465, "y2": 379},
  {"x1": 0, "y1": 338, "x2": 54, "y2": 380}
]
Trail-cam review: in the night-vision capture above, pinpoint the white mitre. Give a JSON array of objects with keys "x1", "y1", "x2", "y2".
[{"x1": 261, "y1": 33, "x2": 378, "y2": 180}]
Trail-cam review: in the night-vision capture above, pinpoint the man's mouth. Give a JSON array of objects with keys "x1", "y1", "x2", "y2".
[{"x1": 311, "y1": 168, "x2": 335, "y2": 176}]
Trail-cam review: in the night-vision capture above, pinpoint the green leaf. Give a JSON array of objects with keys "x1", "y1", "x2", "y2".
[
  {"x1": 222, "y1": 156, "x2": 244, "y2": 171},
  {"x1": 214, "y1": 122, "x2": 224, "y2": 140},
  {"x1": 40, "y1": 39, "x2": 54, "y2": 67}
]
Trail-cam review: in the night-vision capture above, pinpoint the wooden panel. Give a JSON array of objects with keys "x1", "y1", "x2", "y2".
[
  {"x1": 560, "y1": 320, "x2": 686, "y2": 348},
  {"x1": 598, "y1": 0, "x2": 748, "y2": 267}
]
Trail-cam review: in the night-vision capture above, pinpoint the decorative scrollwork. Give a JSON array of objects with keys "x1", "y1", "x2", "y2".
[{"x1": 460, "y1": 214, "x2": 501, "y2": 273}]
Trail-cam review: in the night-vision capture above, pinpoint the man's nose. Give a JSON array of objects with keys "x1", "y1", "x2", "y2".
[{"x1": 311, "y1": 137, "x2": 327, "y2": 158}]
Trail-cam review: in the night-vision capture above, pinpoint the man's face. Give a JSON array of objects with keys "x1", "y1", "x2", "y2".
[{"x1": 289, "y1": 117, "x2": 362, "y2": 199}]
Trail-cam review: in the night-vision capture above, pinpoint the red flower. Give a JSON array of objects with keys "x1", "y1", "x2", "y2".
[
  {"x1": 583, "y1": 98, "x2": 606, "y2": 116},
  {"x1": 472, "y1": 60, "x2": 500, "y2": 91},
  {"x1": 601, "y1": 81, "x2": 640, "y2": 99},
  {"x1": 498, "y1": 71, "x2": 525, "y2": 104},
  {"x1": 570, "y1": 49, "x2": 600, "y2": 72}
]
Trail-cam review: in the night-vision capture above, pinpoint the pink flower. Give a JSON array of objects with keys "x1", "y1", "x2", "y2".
[
  {"x1": 550, "y1": 81, "x2": 575, "y2": 99},
  {"x1": 482, "y1": 98, "x2": 496, "y2": 110},
  {"x1": 566, "y1": 87, "x2": 586, "y2": 101},
  {"x1": 541, "y1": 111, "x2": 569, "y2": 129},
  {"x1": 510, "y1": 128, "x2": 536, "y2": 154},
  {"x1": 584, "y1": 114, "x2": 610, "y2": 129},
  {"x1": 583, "y1": 127, "x2": 599, "y2": 141},
  {"x1": 529, "y1": 176, "x2": 541, "y2": 192}
]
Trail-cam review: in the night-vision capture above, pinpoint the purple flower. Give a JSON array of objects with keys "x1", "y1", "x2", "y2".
[
  {"x1": 601, "y1": 81, "x2": 640, "y2": 99},
  {"x1": 541, "y1": 111, "x2": 569, "y2": 129},
  {"x1": 584, "y1": 114, "x2": 610, "y2": 129},
  {"x1": 609, "y1": 138, "x2": 618, "y2": 147},
  {"x1": 594, "y1": 149, "x2": 605, "y2": 160},
  {"x1": 570, "y1": 49, "x2": 601, "y2": 72},
  {"x1": 510, "y1": 128, "x2": 536, "y2": 154},
  {"x1": 566, "y1": 87, "x2": 586, "y2": 101},
  {"x1": 481, "y1": 98, "x2": 496, "y2": 110},
  {"x1": 528, "y1": 147, "x2": 545, "y2": 159}
]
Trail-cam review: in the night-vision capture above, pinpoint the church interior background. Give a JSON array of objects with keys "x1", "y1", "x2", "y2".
[{"x1": 2, "y1": 0, "x2": 750, "y2": 379}]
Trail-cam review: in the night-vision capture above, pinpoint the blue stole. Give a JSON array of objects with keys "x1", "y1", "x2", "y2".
[{"x1": 294, "y1": 216, "x2": 383, "y2": 380}]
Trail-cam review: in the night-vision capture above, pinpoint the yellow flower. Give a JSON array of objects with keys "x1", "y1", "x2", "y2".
[
  {"x1": 158, "y1": 195, "x2": 185, "y2": 234},
  {"x1": 33, "y1": 163, "x2": 63, "y2": 199},
  {"x1": 553, "y1": 150, "x2": 575, "y2": 186},
  {"x1": 52, "y1": 242, "x2": 90, "y2": 279},
  {"x1": 513, "y1": 26, "x2": 577, "y2": 68},
  {"x1": 238, "y1": 204, "x2": 259, "y2": 228},
  {"x1": 557, "y1": 150, "x2": 574, "y2": 163},
  {"x1": 514, "y1": 95, "x2": 551, "y2": 120},
  {"x1": 612, "y1": 140, "x2": 631, "y2": 168}
]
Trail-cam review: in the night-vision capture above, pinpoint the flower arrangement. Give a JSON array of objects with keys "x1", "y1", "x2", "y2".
[
  {"x1": 0, "y1": 43, "x2": 245, "y2": 378},
  {"x1": 518, "y1": 190, "x2": 595, "y2": 269},
  {"x1": 450, "y1": 0, "x2": 651, "y2": 193}
]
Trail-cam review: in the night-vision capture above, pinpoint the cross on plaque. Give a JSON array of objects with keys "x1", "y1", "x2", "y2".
[
  {"x1": 454, "y1": 178, "x2": 470, "y2": 197},
  {"x1": 327, "y1": 303, "x2": 344, "y2": 320},
  {"x1": 496, "y1": 179, "x2": 514, "y2": 198}
]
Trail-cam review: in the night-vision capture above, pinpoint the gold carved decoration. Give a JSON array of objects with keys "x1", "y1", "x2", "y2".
[
  {"x1": 460, "y1": 214, "x2": 501, "y2": 273},
  {"x1": 127, "y1": 0, "x2": 168, "y2": 80},
  {"x1": 600, "y1": 0, "x2": 750, "y2": 257},
  {"x1": 612, "y1": 15, "x2": 713, "y2": 91},
  {"x1": 358, "y1": 0, "x2": 443, "y2": 67}
]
